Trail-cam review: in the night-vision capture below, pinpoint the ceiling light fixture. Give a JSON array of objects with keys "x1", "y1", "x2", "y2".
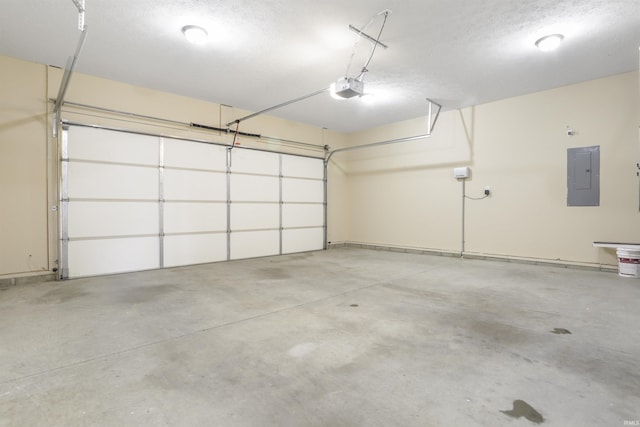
[
  {"x1": 535, "y1": 34, "x2": 564, "y2": 52},
  {"x1": 182, "y1": 25, "x2": 208, "y2": 45}
]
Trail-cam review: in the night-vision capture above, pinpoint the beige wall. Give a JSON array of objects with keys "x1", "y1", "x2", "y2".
[
  {"x1": 326, "y1": 134, "x2": 349, "y2": 245},
  {"x1": 0, "y1": 55, "x2": 347, "y2": 279},
  {"x1": 0, "y1": 56, "x2": 49, "y2": 278},
  {"x1": 46, "y1": 67, "x2": 336, "y2": 155},
  {"x1": 1, "y1": 53, "x2": 637, "y2": 279},
  {"x1": 340, "y1": 71, "x2": 640, "y2": 268}
]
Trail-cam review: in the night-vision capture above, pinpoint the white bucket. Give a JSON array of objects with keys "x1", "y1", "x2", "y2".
[{"x1": 617, "y1": 248, "x2": 640, "y2": 278}]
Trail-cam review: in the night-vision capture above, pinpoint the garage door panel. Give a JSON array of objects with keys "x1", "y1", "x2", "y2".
[
  {"x1": 164, "y1": 202, "x2": 226, "y2": 234},
  {"x1": 282, "y1": 228, "x2": 324, "y2": 254},
  {"x1": 67, "y1": 237, "x2": 160, "y2": 277},
  {"x1": 63, "y1": 126, "x2": 326, "y2": 278},
  {"x1": 230, "y1": 175, "x2": 279, "y2": 202},
  {"x1": 68, "y1": 201, "x2": 159, "y2": 238},
  {"x1": 164, "y1": 234, "x2": 227, "y2": 267},
  {"x1": 164, "y1": 169, "x2": 226, "y2": 201},
  {"x1": 282, "y1": 155, "x2": 323, "y2": 179},
  {"x1": 231, "y1": 150, "x2": 279, "y2": 175},
  {"x1": 282, "y1": 178, "x2": 323, "y2": 203},
  {"x1": 282, "y1": 204, "x2": 323, "y2": 228},
  {"x1": 68, "y1": 127, "x2": 159, "y2": 165},
  {"x1": 230, "y1": 230, "x2": 279, "y2": 260},
  {"x1": 164, "y1": 139, "x2": 227, "y2": 171},
  {"x1": 231, "y1": 204, "x2": 279, "y2": 231},
  {"x1": 68, "y1": 162, "x2": 158, "y2": 200}
]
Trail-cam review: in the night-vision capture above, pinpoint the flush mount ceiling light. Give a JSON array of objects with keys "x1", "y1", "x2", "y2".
[
  {"x1": 535, "y1": 34, "x2": 564, "y2": 52},
  {"x1": 182, "y1": 25, "x2": 208, "y2": 45}
]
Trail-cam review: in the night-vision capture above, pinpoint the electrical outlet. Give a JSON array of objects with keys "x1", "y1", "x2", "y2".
[{"x1": 484, "y1": 186, "x2": 491, "y2": 196}]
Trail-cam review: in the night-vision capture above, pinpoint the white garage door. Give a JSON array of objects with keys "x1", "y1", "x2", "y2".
[{"x1": 60, "y1": 125, "x2": 325, "y2": 278}]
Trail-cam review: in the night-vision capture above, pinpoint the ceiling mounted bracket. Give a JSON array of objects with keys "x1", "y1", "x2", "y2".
[
  {"x1": 344, "y1": 9, "x2": 391, "y2": 84},
  {"x1": 348, "y1": 25, "x2": 388, "y2": 49},
  {"x1": 71, "y1": 0, "x2": 86, "y2": 30}
]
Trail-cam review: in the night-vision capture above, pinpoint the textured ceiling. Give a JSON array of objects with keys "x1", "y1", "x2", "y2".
[{"x1": 1, "y1": 0, "x2": 639, "y2": 132}]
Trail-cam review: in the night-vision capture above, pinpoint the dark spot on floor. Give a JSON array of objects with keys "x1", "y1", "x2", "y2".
[
  {"x1": 350, "y1": 304, "x2": 359, "y2": 307},
  {"x1": 259, "y1": 267, "x2": 290, "y2": 280},
  {"x1": 501, "y1": 399, "x2": 544, "y2": 424},
  {"x1": 37, "y1": 285, "x2": 89, "y2": 304},
  {"x1": 551, "y1": 328, "x2": 571, "y2": 335},
  {"x1": 468, "y1": 320, "x2": 531, "y2": 345},
  {"x1": 112, "y1": 284, "x2": 179, "y2": 304}
]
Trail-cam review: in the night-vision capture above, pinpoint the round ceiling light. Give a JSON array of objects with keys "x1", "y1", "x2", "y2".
[
  {"x1": 535, "y1": 34, "x2": 564, "y2": 52},
  {"x1": 182, "y1": 25, "x2": 208, "y2": 45}
]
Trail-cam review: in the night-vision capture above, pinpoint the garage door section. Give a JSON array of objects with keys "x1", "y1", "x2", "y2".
[
  {"x1": 229, "y1": 149, "x2": 281, "y2": 260},
  {"x1": 62, "y1": 126, "x2": 160, "y2": 278},
  {"x1": 228, "y1": 149, "x2": 325, "y2": 260},
  {"x1": 61, "y1": 125, "x2": 325, "y2": 278},
  {"x1": 163, "y1": 138, "x2": 228, "y2": 268},
  {"x1": 281, "y1": 155, "x2": 324, "y2": 254}
]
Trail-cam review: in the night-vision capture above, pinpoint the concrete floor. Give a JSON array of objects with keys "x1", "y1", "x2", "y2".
[{"x1": 1, "y1": 248, "x2": 639, "y2": 427}]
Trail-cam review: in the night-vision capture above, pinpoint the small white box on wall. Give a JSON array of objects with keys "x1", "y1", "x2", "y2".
[{"x1": 453, "y1": 167, "x2": 470, "y2": 179}]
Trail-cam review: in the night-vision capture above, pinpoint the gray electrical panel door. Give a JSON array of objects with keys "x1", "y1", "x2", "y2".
[{"x1": 567, "y1": 145, "x2": 600, "y2": 206}]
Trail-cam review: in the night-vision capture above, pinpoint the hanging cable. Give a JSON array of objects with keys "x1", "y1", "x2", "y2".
[
  {"x1": 71, "y1": 0, "x2": 86, "y2": 30},
  {"x1": 344, "y1": 9, "x2": 390, "y2": 80},
  {"x1": 356, "y1": 10, "x2": 390, "y2": 82},
  {"x1": 464, "y1": 194, "x2": 489, "y2": 201},
  {"x1": 344, "y1": 15, "x2": 376, "y2": 78}
]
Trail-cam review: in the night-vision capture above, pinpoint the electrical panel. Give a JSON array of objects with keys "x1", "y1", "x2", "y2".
[{"x1": 567, "y1": 146, "x2": 600, "y2": 206}]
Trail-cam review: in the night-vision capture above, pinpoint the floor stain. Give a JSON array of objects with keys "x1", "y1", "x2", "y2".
[
  {"x1": 37, "y1": 286, "x2": 89, "y2": 304},
  {"x1": 350, "y1": 304, "x2": 359, "y2": 307},
  {"x1": 551, "y1": 328, "x2": 572, "y2": 335},
  {"x1": 501, "y1": 399, "x2": 544, "y2": 424},
  {"x1": 112, "y1": 284, "x2": 179, "y2": 304},
  {"x1": 468, "y1": 320, "x2": 531, "y2": 345},
  {"x1": 382, "y1": 283, "x2": 449, "y2": 302},
  {"x1": 259, "y1": 267, "x2": 290, "y2": 280}
]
